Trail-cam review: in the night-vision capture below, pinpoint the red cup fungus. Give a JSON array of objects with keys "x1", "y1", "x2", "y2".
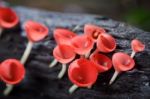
[
  {"x1": 0, "y1": 6, "x2": 146, "y2": 95},
  {"x1": 109, "y1": 52, "x2": 135, "y2": 85},
  {"x1": 0, "y1": 7, "x2": 19, "y2": 37},
  {"x1": 71, "y1": 34, "x2": 94, "y2": 58},
  {"x1": 0, "y1": 59, "x2": 25, "y2": 95},
  {"x1": 49, "y1": 28, "x2": 76, "y2": 67},
  {"x1": 49, "y1": 44, "x2": 76, "y2": 79},
  {"x1": 90, "y1": 52, "x2": 112, "y2": 73},
  {"x1": 84, "y1": 24, "x2": 105, "y2": 42},
  {"x1": 97, "y1": 33, "x2": 116, "y2": 53},
  {"x1": 54, "y1": 28, "x2": 77, "y2": 45},
  {"x1": 20, "y1": 20, "x2": 49, "y2": 64},
  {"x1": 25, "y1": 20, "x2": 49, "y2": 42},
  {"x1": 68, "y1": 58, "x2": 98, "y2": 93},
  {"x1": 131, "y1": 39, "x2": 145, "y2": 58}
]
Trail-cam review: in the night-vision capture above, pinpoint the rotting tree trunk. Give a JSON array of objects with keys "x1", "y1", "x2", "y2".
[{"x1": 0, "y1": 7, "x2": 150, "y2": 99}]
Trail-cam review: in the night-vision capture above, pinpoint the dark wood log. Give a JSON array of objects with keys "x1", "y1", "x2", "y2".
[{"x1": 0, "y1": 7, "x2": 150, "y2": 99}]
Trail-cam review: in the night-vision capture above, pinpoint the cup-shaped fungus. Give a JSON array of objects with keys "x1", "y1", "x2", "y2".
[
  {"x1": 71, "y1": 34, "x2": 94, "y2": 58},
  {"x1": 54, "y1": 28, "x2": 77, "y2": 45},
  {"x1": 50, "y1": 44, "x2": 76, "y2": 79},
  {"x1": 49, "y1": 28, "x2": 76, "y2": 67},
  {"x1": 84, "y1": 24, "x2": 105, "y2": 42},
  {"x1": 0, "y1": 59, "x2": 25, "y2": 95},
  {"x1": 90, "y1": 52, "x2": 112, "y2": 73},
  {"x1": 0, "y1": 7, "x2": 19, "y2": 37},
  {"x1": 131, "y1": 39, "x2": 145, "y2": 58},
  {"x1": 109, "y1": 52, "x2": 135, "y2": 85},
  {"x1": 97, "y1": 33, "x2": 116, "y2": 53},
  {"x1": 20, "y1": 20, "x2": 48, "y2": 64},
  {"x1": 68, "y1": 58, "x2": 98, "y2": 94}
]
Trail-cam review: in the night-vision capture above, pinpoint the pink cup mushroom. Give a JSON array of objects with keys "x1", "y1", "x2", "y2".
[
  {"x1": 0, "y1": 59, "x2": 25, "y2": 95},
  {"x1": 20, "y1": 20, "x2": 49, "y2": 64},
  {"x1": 68, "y1": 58, "x2": 98, "y2": 94},
  {"x1": 84, "y1": 24, "x2": 106, "y2": 42},
  {"x1": 54, "y1": 28, "x2": 77, "y2": 45},
  {"x1": 131, "y1": 39, "x2": 145, "y2": 58},
  {"x1": 71, "y1": 34, "x2": 94, "y2": 58},
  {"x1": 109, "y1": 52, "x2": 135, "y2": 85},
  {"x1": 96, "y1": 33, "x2": 116, "y2": 53},
  {"x1": 90, "y1": 52, "x2": 112, "y2": 73},
  {"x1": 0, "y1": 7, "x2": 19, "y2": 37},
  {"x1": 49, "y1": 44, "x2": 76, "y2": 79},
  {"x1": 49, "y1": 28, "x2": 77, "y2": 67}
]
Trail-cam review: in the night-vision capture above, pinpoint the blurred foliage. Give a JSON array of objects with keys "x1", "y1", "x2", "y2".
[
  {"x1": 3, "y1": 0, "x2": 150, "y2": 31},
  {"x1": 124, "y1": 8, "x2": 150, "y2": 31}
]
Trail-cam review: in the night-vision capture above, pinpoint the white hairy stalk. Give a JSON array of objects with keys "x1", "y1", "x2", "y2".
[
  {"x1": 58, "y1": 64, "x2": 67, "y2": 79},
  {"x1": 3, "y1": 84, "x2": 13, "y2": 96},
  {"x1": 20, "y1": 41, "x2": 33, "y2": 64},
  {"x1": 49, "y1": 59, "x2": 58, "y2": 68},
  {"x1": 109, "y1": 71, "x2": 119, "y2": 85},
  {"x1": 69, "y1": 84, "x2": 78, "y2": 94}
]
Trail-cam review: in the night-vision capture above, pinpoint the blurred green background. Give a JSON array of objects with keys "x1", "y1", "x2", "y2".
[{"x1": 3, "y1": 0, "x2": 150, "y2": 31}]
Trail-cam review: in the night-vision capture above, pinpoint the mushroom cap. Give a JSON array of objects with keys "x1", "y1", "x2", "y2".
[
  {"x1": 68, "y1": 58, "x2": 98, "y2": 87},
  {"x1": 24, "y1": 20, "x2": 49, "y2": 42},
  {"x1": 90, "y1": 52, "x2": 112, "y2": 73},
  {"x1": 0, "y1": 59, "x2": 25, "y2": 85},
  {"x1": 131, "y1": 39, "x2": 145, "y2": 53},
  {"x1": 71, "y1": 34, "x2": 94, "y2": 55},
  {"x1": 112, "y1": 52, "x2": 135, "y2": 72},
  {"x1": 0, "y1": 7, "x2": 19, "y2": 28},
  {"x1": 84, "y1": 24, "x2": 106, "y2": 42},
  {"x1": 97, "y1": 33, "x2": 116, "y2": 53},
  {"x1": 53, "y1": 44, "x2": 76, "y2": 64},
  {"x1": 54, "y1": 28, "x2": 77, "y2": 45}
]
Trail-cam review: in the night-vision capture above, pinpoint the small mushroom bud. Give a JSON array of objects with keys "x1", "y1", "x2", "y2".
[{"x1": 131, "y1": 39, "x2": 145, "y2": 58}]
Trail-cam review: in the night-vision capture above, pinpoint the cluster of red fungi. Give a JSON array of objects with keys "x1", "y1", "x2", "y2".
[{"x1": 0, "y1": 6, "x2": 145, "y2": 95}]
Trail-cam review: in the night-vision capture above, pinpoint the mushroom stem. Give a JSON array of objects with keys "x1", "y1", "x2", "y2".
[
  {"x1": 20, "y1": 41, "x2": 33, "y2": 64},
  {"x1": 109, "y1": 71, "x2": 119, "y2": 85},
  {"x1": 3, "y1": 84, "x2": 13, "y2": 96},
  {"x1": 72, "y1": 25, "x2": 80, "y2": 32},
  {"x1": 85, "y1": 51, "x2": 91, "y2": 58},
  {"x1": 0, "y1": 27, "x2": 3, "y2": 37},
  {"x1": 69, "y1": 84, "x2": 78, "y2": 94},
  {"x1": 131, "y1": 51, "x2": 136, "y2": 58},
  {"x1": 87, "y1": 85, "x2": 92, "y2": 89},
  {"x1": 49, "y1": 59, "x2": 58, "y2": 68},
  {"x1": 93, "y1": 49, "x2": 99, "y2": 54},
  {"x1": 58, "y1": 64, "x2": 67, "y2": 79}
]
